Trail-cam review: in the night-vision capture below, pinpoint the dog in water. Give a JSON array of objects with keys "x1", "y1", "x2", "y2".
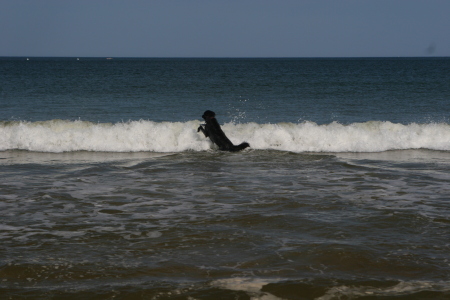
[{"x1": 197, "y1": 110, "x2": 250, "y2": 152}]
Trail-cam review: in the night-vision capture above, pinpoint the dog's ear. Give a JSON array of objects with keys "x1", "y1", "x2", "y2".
[{"x1": 202, "y1": 110, "x2": 216, "y2": 119}]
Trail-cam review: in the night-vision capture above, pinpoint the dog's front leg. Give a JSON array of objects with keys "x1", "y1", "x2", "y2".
[{"x1": 197, "y1": 124, "x2": 208, "y2": 137}]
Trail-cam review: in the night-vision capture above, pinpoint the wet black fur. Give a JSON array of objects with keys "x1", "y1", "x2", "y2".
[{"x1": 197, "y1": 110, "x2": 250, "y2": 152}]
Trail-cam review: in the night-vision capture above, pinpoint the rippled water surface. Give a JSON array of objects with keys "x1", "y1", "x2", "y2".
[{"x1": 1, "y1": 150, "x2": 450, "y2": 299}]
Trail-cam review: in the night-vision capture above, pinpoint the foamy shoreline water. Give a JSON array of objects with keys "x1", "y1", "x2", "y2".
[
  {"x1": 2, "y1": 119, "x2": 450, "y2": 153},
  {"x1": 2, "y1": 149, "x2": 450, "y2": 299}
]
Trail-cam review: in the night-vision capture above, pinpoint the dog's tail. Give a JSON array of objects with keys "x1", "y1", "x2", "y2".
[{"x1": 231, "y1": 142, "x2": 250, "y2": 152}]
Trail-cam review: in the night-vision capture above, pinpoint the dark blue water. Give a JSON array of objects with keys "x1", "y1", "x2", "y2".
[{"x1": 2, "y1": 57, "x2": 449, "y2": 124}]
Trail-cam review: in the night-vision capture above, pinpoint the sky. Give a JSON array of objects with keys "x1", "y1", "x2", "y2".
[{"x1": 1, "y1": 0, "x2": 449, "y2": 58}]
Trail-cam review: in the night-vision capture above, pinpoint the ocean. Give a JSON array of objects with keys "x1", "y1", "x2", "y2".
[{"x1": 1, "y1": 57, "x2": 450, "y2": 299}]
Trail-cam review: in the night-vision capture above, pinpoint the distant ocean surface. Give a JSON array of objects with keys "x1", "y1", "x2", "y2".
[{"x1": 1, "y1": 57, "x2": 450, "y2": 299}]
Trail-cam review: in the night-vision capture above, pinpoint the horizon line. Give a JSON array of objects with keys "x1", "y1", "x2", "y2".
[{"x1": 1, "y1": 55, "x2": 449, "y2": 59}]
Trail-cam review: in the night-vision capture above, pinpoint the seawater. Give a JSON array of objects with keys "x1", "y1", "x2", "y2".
[
  {"x1": 2, "y1": 120, "x2": 450, "y2": 153},
  {"x1": 1, "y1": 57, "x2": 450, "y2": 299}
]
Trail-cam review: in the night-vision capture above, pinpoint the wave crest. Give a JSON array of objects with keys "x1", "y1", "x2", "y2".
[{"x1": 1, "y1": 119, "x2": 449, "y2": 153}]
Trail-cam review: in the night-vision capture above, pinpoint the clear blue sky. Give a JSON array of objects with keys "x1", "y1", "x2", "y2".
[{"x1": 1, "y1": 0, "x2": 449, "y2": 57}]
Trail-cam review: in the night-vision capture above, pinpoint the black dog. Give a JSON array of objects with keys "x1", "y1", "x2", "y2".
[{"x1": 197, "y1": 110, "x2": 250, "y2": 152}]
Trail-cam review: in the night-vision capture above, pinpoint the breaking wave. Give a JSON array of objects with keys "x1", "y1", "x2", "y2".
[{"x1": 1, "y1": 119, "x2": 450, "y2": 153}]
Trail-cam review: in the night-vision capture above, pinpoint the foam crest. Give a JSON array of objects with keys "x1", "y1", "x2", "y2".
[
  {"x1": 1, "y1": 120, "x2": 449, "y2": 153},
  {"x1": 0, "y1": 120, "x2": 210, "y2": 153},
  {"x1": 235, "y1": 121, "x2": 450, "y2": 152}
]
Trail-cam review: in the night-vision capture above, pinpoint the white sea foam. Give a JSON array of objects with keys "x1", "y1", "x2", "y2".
[
  {"x1": 211, "y1": 277, "x2": 282, "y2": 300},
  {"x1": 1, "y1": 119, "x2": 449, "y2": 153}
]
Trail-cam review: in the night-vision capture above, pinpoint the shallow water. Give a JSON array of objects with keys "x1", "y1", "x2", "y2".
[{"x1": 1, "y1": 149, "x2": 449, "y2": 299}]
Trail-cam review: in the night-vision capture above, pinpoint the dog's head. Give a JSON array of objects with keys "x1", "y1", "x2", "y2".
[{"x1": 202, "y1": 110, "x2": 216, "y2": 120}]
